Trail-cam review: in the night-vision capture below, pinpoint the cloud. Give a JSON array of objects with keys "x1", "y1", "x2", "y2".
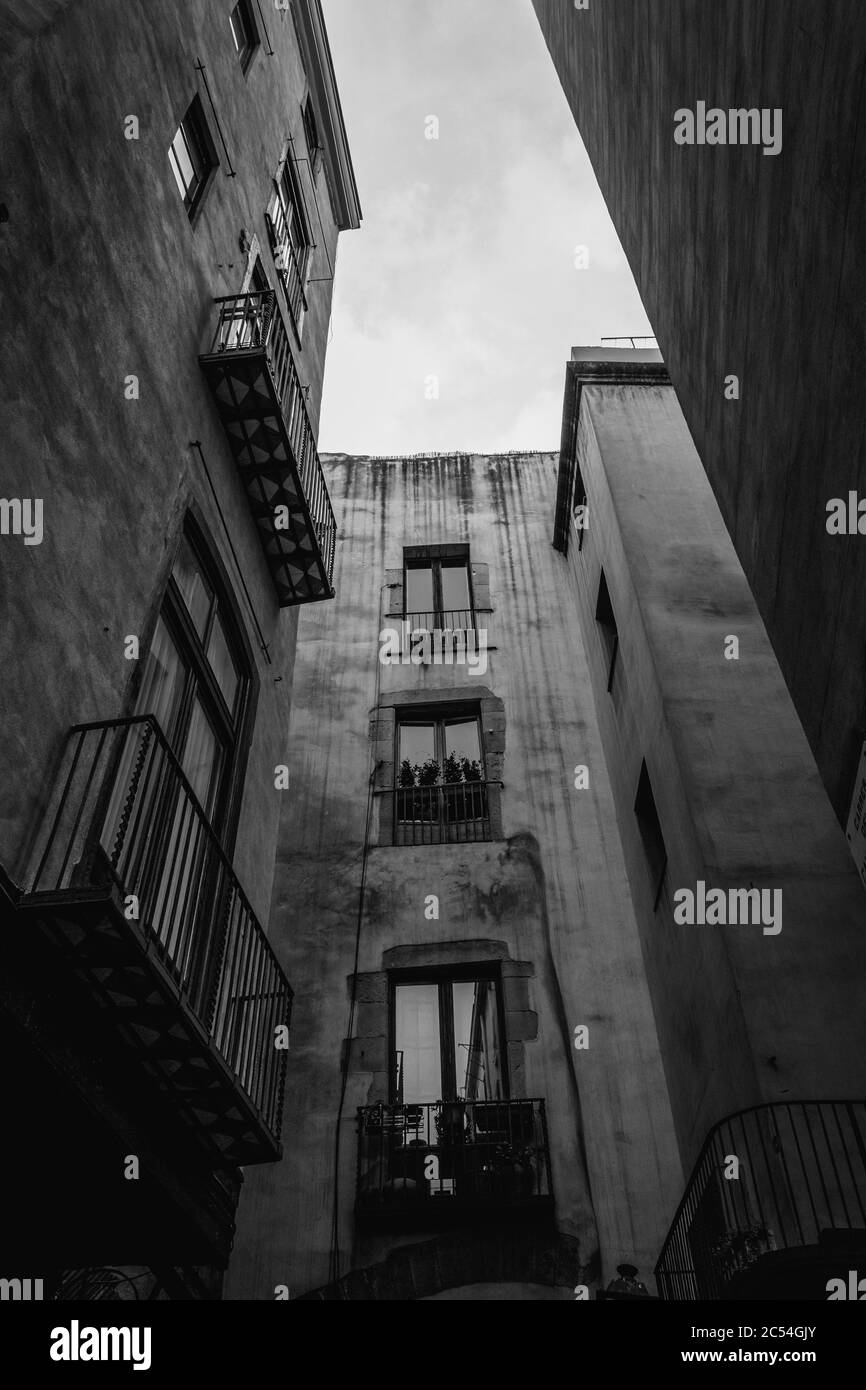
[{"x1": 319, "y1": 0, "x2": 654, "y2": 455}]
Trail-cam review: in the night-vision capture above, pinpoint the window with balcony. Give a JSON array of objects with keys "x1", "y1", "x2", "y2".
[
  {"x1": 168, "y1": 96, "x2": 218, "y2": 220},
  {"x1": 266, "y1": 155, "x2": 312, "y2": 334},
  {"x1": 355, "y1": 966, "x2": 551, "y2": 1219},
  {"x1": 229, "y1": 0, "x2": 258, "y2": 71},
  {"x1": 394, "y1": 706, "x2": 490, "y2": 845},
  {"x1": 595, "y1": 569, "x2": 619, "y2": 692},
  {"x1": 404, "y1": 547, "x2": 475, "y2": 632}
]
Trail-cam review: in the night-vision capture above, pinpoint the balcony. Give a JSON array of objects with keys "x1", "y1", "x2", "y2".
[
  {"x1": 655, "y1": 1101, "x2": 866, "y2": 1300},
  {"x1": 356, "y1": 1099, "x2": 553, "y2": 1228},
  {"x1": 392, "y1": 779, "x2": 494, "y2": 846},
  {"x1": 21, "y1": 716, "x2": 292, "y2": 1165},
  {"x1": 199, "y1": 291, "x2": 336, "y2": 606}
]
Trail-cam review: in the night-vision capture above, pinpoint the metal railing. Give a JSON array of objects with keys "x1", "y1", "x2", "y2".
[
  {"x1": 404, "y1": 610, "x2": 476, "y2": 634},
  {"x1": 265, "y1": 196, "x2": 308, "y2": 329},
  {"x1": 655, "y1": 1101, "x2": 866, "y2": 1300},
  {"x1": 393, "y1": 779, "x2": 492, "y2": 845},
  {"x1": 357, "y1": 1099, "x2": 552, "y2": 1212},
  {"x1": 206, "y1": 290, "x2": 336, "y2": 586},
  {"x1": 600, "y1": 335, "x2": 659, "y2": 350},
  {"x1": 28, "y1": 716, "x2": 292, "y2": 1135}
]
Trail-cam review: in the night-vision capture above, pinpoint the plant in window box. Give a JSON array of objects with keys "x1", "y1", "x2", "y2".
[
  {"x1": 708, "y1": 1223, "x2": 775, "y2": 1280},
  {"x1": 416, "y1": 758, "x2": 441, "y2": 822},
  {"x1": 443, "y1": 751, "x2": 466, "y2": 821}
]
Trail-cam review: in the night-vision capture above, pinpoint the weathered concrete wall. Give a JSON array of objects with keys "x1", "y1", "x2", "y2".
[
  {"x1": 532, "y1": 0, "x2": 866, "y2": 825},
  {"x1": 228, "y1": 451, "x2": 682, "y2": 1300},
  {"x1": 0, "y1": 0, "x2": 344, "y2": 923},
  {"x1": 567, "y1": 365, "x2": 866, "y2": 1164}
]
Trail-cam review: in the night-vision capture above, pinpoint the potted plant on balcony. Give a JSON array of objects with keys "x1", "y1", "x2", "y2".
[
  {"x1": 709, "y1": 1223, "x2": 775, "y2": 1281},
  {"x1": 480, "y1": 1141, "x2": 536, "y2": 1200}
]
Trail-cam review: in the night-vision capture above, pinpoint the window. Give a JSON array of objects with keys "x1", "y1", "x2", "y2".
[
  {"x1": 404, "y1": 549, "x2": 474, "y2": 630},
  {"x1": 302, "y1": 94, "x2": 321, "y2": 176},
  {"x1": 394, "y1": 708, "x2": 489, "y2": 845},
  {"x1": 168, "y1": 96, "x2": 218, "y2": 219},
  {"x1": 635, "y1": 760, "x2": 668, "y2": 910},
  {"x1": 136, "y1": 524, "x2": 251, "y2": 838},
  {"x1": 572, "y1": 458, "x2": 587, "y2": 552},
  {"x1": 391, "y1": 970, "x2": 506, "y2": 1104},
  {"x1": 229, "y1": 0, "x2": 258, "y2": 70},
  {"x1": 266, "y1": 156, "x2": 312, "y2": 330},
  {"x1": 595, "y1": 569, "x2": 619, "y2": 692}
]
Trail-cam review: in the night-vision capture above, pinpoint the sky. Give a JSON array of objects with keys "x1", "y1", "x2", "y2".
[{"x1": 318, "y1": 0, "x2": 654, "y2": 456}]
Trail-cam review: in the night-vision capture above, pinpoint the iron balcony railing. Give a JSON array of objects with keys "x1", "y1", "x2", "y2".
[
  {"x1": 204, "y1": 290, "x2": 337, "y2": 588},
  {"x1": 265, "y1": 196, "x2": 308, "y2": 330},
  {"x1": 357, "y1": 1099, "x2": 552, "y2": 1215},
  {"x1": 393, "y1": 779, "x2": 493, "y2": 846},
  {"x1": 28, "y1": 716, "x2": 292, "y2": 1137},
  {"x1": 655, "y1": 1101, "x2": 866, "y2": 1300},
  {"x1": 404, "y1": 609, "x2": 477, "y2": 634}
]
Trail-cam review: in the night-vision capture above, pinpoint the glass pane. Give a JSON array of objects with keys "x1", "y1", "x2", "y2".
[
  {"x1": 182, "y1": 697, "x2": 223, "y2": 819},
  {"x1": 405, "y1": 566, "x2": 434, "y2": 617},
  {"x1": 440, "y1": 562, "x2": 471, "y2": 614},
  {"x1": 444, "y1": 720, "x2": 480, "y2": 766},
  {"x1": 169, "y1": 127, "x2": 196, "y2": 197},
  {"x1": 453, "y1": 980, "x2": 504, "y2": 1101},
  {"x1": 230, "y1": 6, "x2": 247, "y2": 52},
  {"x1": 172, "y1": 536, "x2": 211, "y2": 639},
  {"x1": 395, "y1": 984, "x2": 441, "y2": 1104},
  {"x1": 398, "y1": 723, "x2": 436, "y2": 772},
  {"x1": 168, "y1": 144, "x2": 188, "y2": 200},
  {"x1": 136, "y1": 615, "x2": 186, "y2": 743},
  {"x1": 207, "y1": 611, "x2": 240, "y2": 714}
]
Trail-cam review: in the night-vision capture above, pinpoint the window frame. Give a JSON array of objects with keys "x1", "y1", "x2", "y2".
[
  {"x1": 168, "y1": 95, "x2": 218, "y2": 221},
  {"x1": 302, "y1": 93, "x2": 321, "y2": 177},
  {"x1": 595, "y1": 569, "x2": 619, "y2": 693},
  {"x1": 634, "y1": 760, "x2": 668, "y2": 911},
  {"x1": 143, "y1": 516, "x2": 257, "y2": 853},
  {"x1": 388, "y1": 965, "x2": 509, "y2": 1104},
  {"x1": 395, "y1": 706, "x2": 486, "y2": 782},
  {"x1": 403, "y1": 550, "x2": 476, "y2": 630},
  {"x1": 266, "y1": 153, "x2": 313, "y2": 333},
  {"x1": 229, "y1": 0, "x2": 259, "y2": 72}
]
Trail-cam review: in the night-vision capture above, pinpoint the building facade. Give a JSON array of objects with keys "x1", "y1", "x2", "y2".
[
  {"x1": 531, "y1": 0, "x2": 866, "y2": 833},
  {"x1": 228, "y1": 359, "x2": 866, "y2": 1301},
  {"x1": 0, "y1": 0, "x2": 359, "y2": 1298}
]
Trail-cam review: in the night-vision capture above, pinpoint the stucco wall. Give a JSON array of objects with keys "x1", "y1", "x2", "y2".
[
  {"x1": 568, "y1": 376, "x2": 866, "y2": 1163},
  {"x1": 0, "y1": 0, "x2": 344, "y2": 926},
  {"x1": 227, "y1": 451, "x2": 682, "y2": 1299},
  {"x1": 531, "y1": 0, "x2": 866, "y2": 825}
]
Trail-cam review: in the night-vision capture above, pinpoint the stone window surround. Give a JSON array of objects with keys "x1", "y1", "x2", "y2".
[
  {"x1": 347, "y1": 939, "x2": 538, "y2": 1107},
  {"x1": 371, "y1": 686, "x2": 506, "y2": 846}
]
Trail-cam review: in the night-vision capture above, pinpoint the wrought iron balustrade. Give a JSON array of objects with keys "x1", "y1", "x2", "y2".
[
  {"x1": 27, "y1": 715, "x2": 292, "y2": 1146},
  {"x1": 200, "y1": 289, "x2": 336, "y2": 604},
  {"x1": 655, "y1": 1101, "x2": 866, "y2": 1300},
  {"x1": 392, "y1": 779, "x2": 493, "y2": 846},
  {"x1": 404, "y1": 610, "x2": 477, "y2": 635},
  {"x1": 357, "y1": 1099, "x2": 552, "y2": 1220}
]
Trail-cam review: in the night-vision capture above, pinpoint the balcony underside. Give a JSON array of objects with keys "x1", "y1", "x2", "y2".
[
  {"x1": 200, "y1": 349, "x2": 333, "y2": 607},
  {"x1": 18, "y1": 886, "x2": 281, "y2": 1166},
  {"x1": 356, "y1": 1190, "x2": 555, "y2": 1233}
]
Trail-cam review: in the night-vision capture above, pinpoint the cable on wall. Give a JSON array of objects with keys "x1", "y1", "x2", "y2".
[{"x1": 328, "y1": 579, "x2": 387, "y2": 1285}]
